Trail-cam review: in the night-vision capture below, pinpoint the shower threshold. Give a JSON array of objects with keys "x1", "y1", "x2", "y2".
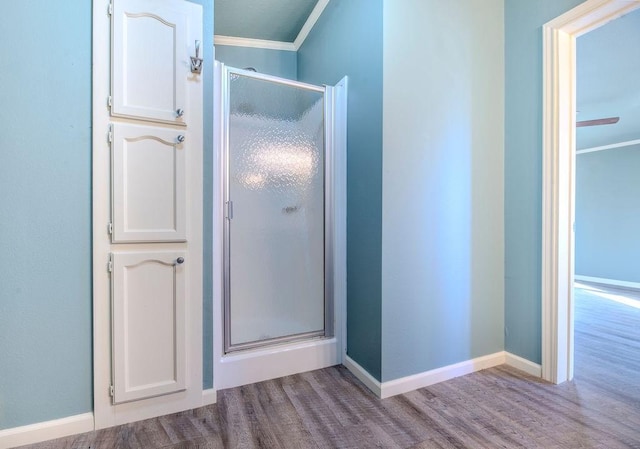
[{"x1": 225, "y1": 329, "x2": 326, "y2": 354}]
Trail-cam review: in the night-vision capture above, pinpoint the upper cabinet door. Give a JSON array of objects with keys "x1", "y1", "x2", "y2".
[
  {"x1": 111, "y1": 0, "x2": 188, "y2": 125},
  {"x1": 111, "y1": 122, "x2": 186, "y2": 243}
]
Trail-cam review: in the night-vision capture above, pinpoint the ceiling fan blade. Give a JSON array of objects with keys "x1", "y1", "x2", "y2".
[{"x1": 576, "y1": 117, "x2": 620, "y2": 127}]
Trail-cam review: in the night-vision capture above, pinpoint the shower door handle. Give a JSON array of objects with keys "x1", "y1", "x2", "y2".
[{"x1": 225, "y1": 201, "x2": 233, "y2": 220}]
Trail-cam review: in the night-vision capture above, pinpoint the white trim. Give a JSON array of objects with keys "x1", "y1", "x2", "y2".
[
  {"x1": 505, "y1": 352, "x2": 543, "y2": 378},
  {"x1": 214, "y1": 35, "x2": 296, "y2": 52},
  {"x1": 343, "y1": 355, "x2": 382, "y2": 398},
  {"x1": 0, "y1": 413, "x2": 94, "y2": 449},
  {"x1": 380, "y1": 352, "x2": 505, "y2": 399},
  {"x1": 202, "y1": 389, "x2": 217, "y2": 406},
  {"x1": 214, "y1": 0, "x2": 330, "y2": 52},
  {"x1": 577, "y1": 138, "x2": 640, "y2": 155},
  {"x1": 334, "y1": 76, "x2": 349, "y2": 361},
  {"x1": 215, "y1": 339, "x2": 341, "y2": 390},
  {"x1": 541, "y1": 18, "x2": 575, "y2": 385},
  {"x1": 541, "y1": 0, "x2": 640, "y2": 385},
  {"x1": 293, "y1": 0, "x2": 330, "y2": 50},
  {"x1": 92, "y1": 0, "x2": 112, "y2": 430},
  {"x1": 575, "y1": 275, "x2": 640, "y2": 290},
  {"x1": 345, "y1": 353, "x2": 506, "y2": 399},
  {"x1": 212, "y1": 60, "x2": 224, "y2": 392},
  {"x1": 545, "y1": 0, "x2": 640, "y2": 35}
]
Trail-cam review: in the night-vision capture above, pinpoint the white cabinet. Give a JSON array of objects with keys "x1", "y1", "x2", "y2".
[
  {"x1": 92, "y1": 0, "x2": 203, "y2": 426},
  {"x1": 111, "y1": 251, "x2": 187, "y2": 404},
  {"x1": 111, "y1": 0, "x2": 189, "y2": 125},
  {"x1": 111, "y1": 123, "x2": 187, "y2": 243}
]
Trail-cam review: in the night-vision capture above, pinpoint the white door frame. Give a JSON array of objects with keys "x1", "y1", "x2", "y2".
[{"x1": 541, "y1": 0, "x2": 640, "y2": 384}]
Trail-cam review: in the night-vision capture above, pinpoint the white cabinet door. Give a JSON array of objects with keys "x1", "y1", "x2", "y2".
[
  {"x1": 111, "y1": 123, "x2": 186, "y2": 242},
  {"x1": 111, "y1": 0, "x2": 189, "y2": 125},
  {"x1": 111, "y1": 251, "x2": 187, "y2": 404}
]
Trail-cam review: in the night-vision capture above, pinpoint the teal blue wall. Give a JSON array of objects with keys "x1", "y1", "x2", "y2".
[
  {"x1": 298, "y1": 0, "x2": 384, "y2": 380},
  {"x1": 192, "y1": 0, "x2": 215, "y2": 392},
  {"x1": 575, "y1": 9, "x2": 640, "y2": 151},
  {"x1": 382, "y1": 0, "x2": 505, "y2": 382},
  {"x1": 215, "y1": 45, "x2": 297, "y2": 79},
  {"x1": 0, "y1": 0, "x2": 215, "y2": 430},
  {"x1": 504, "y1": 0, "x2": 584, "y2": 364},
  {"x1": 4, "y1": 0, "x2": 609, "y2": 431},
  {"x1": 0, "y1": 1, "x2": 92, "y2": 430},
  {"x1": 575, "y1": 146, "x2": 640, "y2": 283}
]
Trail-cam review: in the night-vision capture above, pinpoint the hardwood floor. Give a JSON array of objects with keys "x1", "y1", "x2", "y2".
[{"x1": 19, "y1": 284, "x2": 640, "y2": 448}]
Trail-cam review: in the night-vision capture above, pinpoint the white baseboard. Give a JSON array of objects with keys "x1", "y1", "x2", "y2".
[
  {"x1": 504, "y1": 352, "x2": 542, "y2": 377},
  {"x1": 575, "y1": 275, "x2": 640, "y2": 290},
  {"x1": 345, "y1": 352, "x2": 507, "y2": 399},
  {"x1": 380, "y1": 352, "x2": 505, "y2": 399},
  {"x1": 0, "y1": 389, "x2": 218, "y2": 449},
  {"x1": 0, "y1": 413, "x2": 94, "y2": 449},
  {"x1": 343, "y1": 355, "x2": 382, "y2": 397},
  {"x1": 202, "y1": 388, "x2": 217, "y2": 406}
]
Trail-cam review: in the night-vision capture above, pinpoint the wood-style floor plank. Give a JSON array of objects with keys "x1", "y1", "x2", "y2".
[{"x1": 17, "y1": 283, "x2": 640, "y2": 448}]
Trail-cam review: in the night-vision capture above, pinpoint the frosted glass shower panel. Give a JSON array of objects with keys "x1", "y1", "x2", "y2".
[{"x1": 227, "y1": 73, "x2": 325, "y2": 348}]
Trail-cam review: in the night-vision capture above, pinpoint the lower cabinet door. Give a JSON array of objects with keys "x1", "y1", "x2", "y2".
[{"x1": 111, "y1": 251, "x2": 187, "y2": 404}]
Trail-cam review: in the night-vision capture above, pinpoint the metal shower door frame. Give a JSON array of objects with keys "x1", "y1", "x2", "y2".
[{"x1": 221, "y1": 65, "x2": 335, "y2": 354}]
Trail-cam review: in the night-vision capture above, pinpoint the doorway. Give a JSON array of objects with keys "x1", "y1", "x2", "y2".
[{"x1": 541, "y1": 0, "x2": 640, "y2": 384}]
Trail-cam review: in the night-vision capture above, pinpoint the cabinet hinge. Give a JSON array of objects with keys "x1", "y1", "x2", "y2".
[
  {"x1": 107, "y1": 3, "x2": 113, "y2": 16},
  {"x1": 107, "y1": 96, "x2": 112, "y2": 108},
  {"x1": 109, "y1": 385, "x2": 114, "y2": 397},
  {"x1": 107, "y1": 124, "x2": 113, "y2": 143},
  {"x1": 107, "y1": 254, "x2": 113, "y2": 273},
  {"x1": 107, "y1": 222, "x2": 113, "y2": 234}
]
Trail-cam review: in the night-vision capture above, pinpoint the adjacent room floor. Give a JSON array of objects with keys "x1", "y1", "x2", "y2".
[{"x1": 20, "y1": 283, "x2": 640, "y2": 448}]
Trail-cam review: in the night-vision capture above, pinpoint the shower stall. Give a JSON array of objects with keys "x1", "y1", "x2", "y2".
[{"x1": 213, "y1": 62, "x2": 347, "y2": 390}]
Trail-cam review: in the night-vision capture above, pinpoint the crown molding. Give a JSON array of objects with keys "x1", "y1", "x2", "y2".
[
  {"x1": 214, "y1": 35, "x2": 296, "y2": 51},
  {"x1": 294, "y1": 0, "x2": 330, "y2": 50},
  {"x1": 215, "y1": 0, "x2": 330, "y2": 52}
]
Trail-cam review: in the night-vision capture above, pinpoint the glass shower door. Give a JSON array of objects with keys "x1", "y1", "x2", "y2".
[{"x1": 224, "y1": 69, "x2": 327, "y2": 352}]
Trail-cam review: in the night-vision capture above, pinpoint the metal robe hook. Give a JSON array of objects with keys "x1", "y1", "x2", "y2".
[{"x1": 190, "y1": 40, "x2": 203, "y2": 74}]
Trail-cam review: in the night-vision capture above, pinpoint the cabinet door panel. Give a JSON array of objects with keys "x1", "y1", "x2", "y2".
[
  {"x1": 112, "y1": 0, "x2": 188, "y2": 125},
  {"x1": 111, "y1": 251, "x2": 186, "y2": 404},
  {"x1": 112, "y1": 123, "x2": 186, "y2": 242}
]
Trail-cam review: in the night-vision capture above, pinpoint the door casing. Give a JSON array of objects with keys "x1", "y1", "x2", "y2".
[{"x1": 541, "y1": 0, "x2": 640, "y2": 384}]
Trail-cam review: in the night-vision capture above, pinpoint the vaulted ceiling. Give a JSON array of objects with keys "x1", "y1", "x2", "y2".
[
  {"x1": 214, "y1": 0, "x2": 319, "y2": 42},
  {"x1": 577, "y1": 8, "x2": 640, "y2": 150}
]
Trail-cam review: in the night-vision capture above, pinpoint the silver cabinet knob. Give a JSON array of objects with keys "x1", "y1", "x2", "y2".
[
  {"x1": 177, "y1": 135, "x2": 185, "y2": 143},
  {"x1": 176, "y1": 257, "x2": 185, "y2": 265},
  {"x1": 176, "y1": 108, "x2": 185, "y2": 117}
]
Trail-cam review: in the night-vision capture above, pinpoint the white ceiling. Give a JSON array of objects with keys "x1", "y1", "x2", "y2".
[
  {"x1": 577, "y1": 8, "x2": 640, "y2": 150},
  {"x1": 214, "y1": 0, "x2": 319, "y2": 42}
]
